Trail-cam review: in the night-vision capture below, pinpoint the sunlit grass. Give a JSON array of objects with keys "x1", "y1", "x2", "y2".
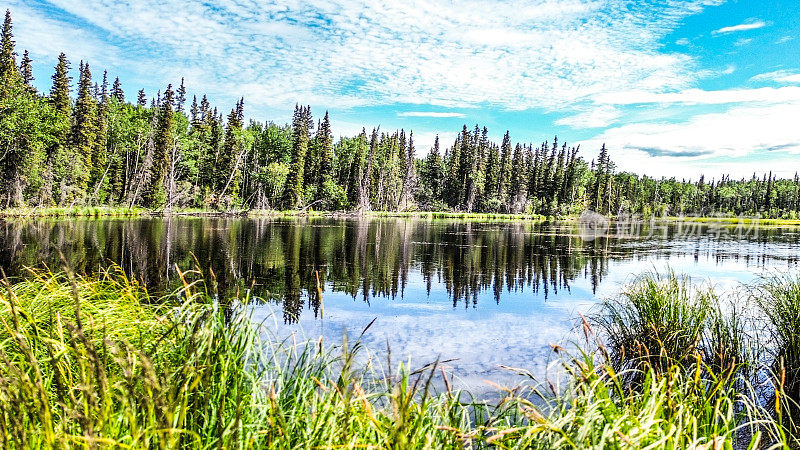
[
  {"x1": 0, "y1": 206, "x2": 144, "y2": 218},
  {"x1": 0, "y1": 266, "x2": 796, "y2": 448}
]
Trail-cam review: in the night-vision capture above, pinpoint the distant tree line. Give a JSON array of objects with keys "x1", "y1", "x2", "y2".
[{"x1": 2, "y1": 11, "x2": 798, "y2": 218}]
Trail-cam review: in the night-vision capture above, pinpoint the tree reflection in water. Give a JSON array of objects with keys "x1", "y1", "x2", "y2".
[{"x1": 0, "y1": 217, "x2": 796, "y2": 323}]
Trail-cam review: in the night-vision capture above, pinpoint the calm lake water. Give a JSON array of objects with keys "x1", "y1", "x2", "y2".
[{"x1": 2, "y1": 217, "x2": 799, "y2": 392}]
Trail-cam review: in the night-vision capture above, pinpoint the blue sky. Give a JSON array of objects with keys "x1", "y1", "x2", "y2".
[{"x1": 6, "y1": 0, "x2": 800, "y2": 178}]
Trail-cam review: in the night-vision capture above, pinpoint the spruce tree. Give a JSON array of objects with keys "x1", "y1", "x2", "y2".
[
  {"x1": 111, "y1": 77, "x2": 124, "y2": 102},
  {"x1": 176, "y1": 77, "x2": 186, "y2": 112},
  {"x1": 137, "y1": 89, "x2": 146, "y2": 106},
  {"x1": 498, "y1": 131, "x2": 512, "y2": 205},
  {"x1": 444, "y1": 134, "x2": 462, "y2": 208},
  {"x1": 19, "y1": 49, "x2": 33, "y2": 90},
  {"x1": 509, "y1": 143, "x2": 527, "y2": 213},
  {"x1": 71, "y1": 61, "x2": 99, "y2": 196},
  {"x1": 100, "y1": 70, "x2": 109, "y2": 100},
  {"x1": 317, "y1": 111, "x2": 333, "y2": 183},
  {"x1": 282, "y1": 105, "x2": 312, "y2": 209},
  {"x1": 400, "y1": 130, "x2": 416, "y2": 210},
  {"x1": 50, "y1": 53, "x2": 71, "y2": 115},
  {"x1": 46, "y1": 53, "x2": 72, "y2": 204},
  {"x1": 484, "y1": 143, "x2": 500, "y2": 205},
  {"x1": 90, "y1": 73, "x2": 110, "y2": 200},
  {"x1": 144, "y1": 84, "x2": 174, "y2": 208},
  {"x1": 217, "y1": 98, "x2": 245, "y2": 206},
  {"x1": 190, "y1": 95, "x2": 199, "y2": 125},
  {"x1": 0, "y1": 10, "x2": 19, "y2": 86}
]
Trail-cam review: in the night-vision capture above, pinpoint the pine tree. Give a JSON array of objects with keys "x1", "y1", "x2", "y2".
[
  {"x1": 100, "y1": 70, "x2": 109, "y2": 100},
  {"x1": 0, "y1": 10, "x2": 19, "y2": 86},
  {"x1": 44, "y1": 52, "x2": 72, "y2": 204},
  {"x1": 0, "y1": 10, "x2": 29, "y2": 207},
  {"x1": 357, "y1": 128, "x2": 378, "y2": 211},
  {"x1": 50, "y1": 53, "x2": 71, "y2": 115},
  {"x1": 444, "y1": 134, "x2": 462, "y2": 208},
  {"x1": 71, "y1": 61, "x2": 99, "y2": 196},
  {"x1": 216, "y1": 98, "x2": 245, "y2": 206},
  {"x1": 282, "y1": 105, "x2": 312, "y2": 209},
  {"x1": 498, "y1": 131, "x2": 512, "y2": 205},
  {"x1": 18, "y1": 49, "x2": 33, "y2": 90},
  {"x1": 144, "y1": 84, "x2": 174, "y2": 207},
  {"x1": 418, "y1": 135, "x2": 445, "y2": 209},
  {"x1": 90, "y1": 72, "x2": 110, "y2": 200},
  {"x1": 509, "y1": 143, "x2": 528, "y2": 213},
  {"x1": 176, "y1": 77, "x2": 186, "y2": 112},
  {"x1": 484, "y1": 143, "x2": 500, "y2": 206},
  {"x1": 400, "y1": 130, "x2": 416, "y2": 210},
  {"x1": 190, "y1": 95, "x2": 199, "y2": 125},
  {"x1": 137, "y1": 89, "x2": 146, "y2": 106},
  {"x1": 317, "y1": 112, "x2": 333, "y2": 181},
  {"x1": 111, "y1": 76, "x2": 124, "y2": 102}
]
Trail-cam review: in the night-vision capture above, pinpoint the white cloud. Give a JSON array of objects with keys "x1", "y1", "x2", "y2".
[
  {"x1": 8, "y1": 2, "x2": 116, "y2": 66},
  {"x1": 733, "y1": 38, "x2": 752, "y2": 46},
  {"x1": 10, "y1": 0, "x2": 718, "y2": 114},
  {"x1": 397, "y1": 112, "x2": 466, "y2": 118},
  {"x1": 580, "y1": 101, "x2": 800, "y2": 178},
  {"x1": 751, "y1": 70, "x2": 800, "y2": 85},
  {"x1": 593, "y1": 86, "x2": 800, "y2": 106},
  {"x1": 712, "y1": 20, "x2": 767, "y2": 35},
  {"x1": 555, "y1": 106, "x2": 621, "y2": 128}
]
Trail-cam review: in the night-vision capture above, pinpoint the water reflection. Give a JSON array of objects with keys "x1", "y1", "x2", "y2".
[
  {"x1": 1, "y1": 217, "x2": 798, "y2": 325},
  {"x1": 2, "y1": 217, "x2": 799, "y2": 394}
]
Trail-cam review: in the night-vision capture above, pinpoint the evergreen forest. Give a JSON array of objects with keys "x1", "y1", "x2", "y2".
[{"x1": 2, "y1": 11, "x2": 798, "y2": 218}]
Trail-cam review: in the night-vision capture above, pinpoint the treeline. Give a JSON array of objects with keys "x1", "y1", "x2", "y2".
[{"x1": 2, "y1": 11, "x2": 799, "y2": 218}]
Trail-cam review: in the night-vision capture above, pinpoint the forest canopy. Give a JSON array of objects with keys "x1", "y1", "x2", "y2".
[{"x1": 1, "y1": 10, "x2": 798, "y2": 218}]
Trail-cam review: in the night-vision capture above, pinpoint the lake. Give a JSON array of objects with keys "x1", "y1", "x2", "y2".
[{"x1": 1, "y1": 216, "x2": 798, "y2": 393}]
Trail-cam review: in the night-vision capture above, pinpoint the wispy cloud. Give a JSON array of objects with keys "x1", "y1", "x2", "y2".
[
  {"x1": 555, "y1": 106, "x2": 621, "y2": 129},
  {"x1": 593, "y1": 86, "x2": 800, "y2": 106},
  {"x1": 398, "y1": 112, "x2": 466, "y2": 118},
  {"x1": 751, "y1": 70, "x2": 800, "y2": 84},
  {"x1": 712, "y1": 20, "x2": 766, "y2": 35},
  {"x1": 580, "y1": 101, "x2": 800, "y2": 177},
  {"x1": 11, "y1": 0, "x2": 718, "y2": 114}
]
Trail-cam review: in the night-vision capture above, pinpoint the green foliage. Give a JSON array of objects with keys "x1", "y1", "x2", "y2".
[
  {"x1": 753, "y1": 273, "x2": 800, "y2": 429},
  {"x1": 1, "y1": 9, "x2": 798, "y2": 216},
  {"x1": 0, "y1": 267, "x2": 791, "y2": 448}
]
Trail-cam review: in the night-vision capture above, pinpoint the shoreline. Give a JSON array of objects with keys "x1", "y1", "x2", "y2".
[{"x1": 2, "y1": 206, "x2": 800, "y2": 226}]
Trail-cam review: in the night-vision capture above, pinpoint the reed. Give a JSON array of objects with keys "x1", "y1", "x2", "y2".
[
  {"x1": 753, "y1": 273, "x2": 800, "y2": 432},
  {"x1": 590, "y1": 270, "x2": 714, "y2": 376},
  {"x1": 0, "y1": 266, "x2": 792, "y2": 448}
]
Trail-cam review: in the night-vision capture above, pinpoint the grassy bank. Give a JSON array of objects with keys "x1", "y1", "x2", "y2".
[
  {"x1": 5, "y1": 206, "x2": 800, "y2": 230},
  {"x1": 0, "y1": 206, "x2": 145, "y2": 218},
  {"x1": 664, "y1": 215, "x2": 800, "y2": 227},
  {"x1": 0, "y1": 267, "x2": 797, "y2": 448}
]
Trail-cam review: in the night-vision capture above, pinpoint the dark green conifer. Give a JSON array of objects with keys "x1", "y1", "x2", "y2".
[
  {"x1": 216, "y1": 98, "x2": 245, "y2": 206},
  {"x1": 282, "y1": 105, "x2": 312, "y2": 209},
  {"x1": 144, "y1": 84, "x2": 174, "y2": 208},
  {"x1": 71, "y1": 61, "x2": 98, "y2": 195},
  {"x1": 0, "y1": 10, "x2": 19, "y2": 85},
  {"x1": 19, "y1": 49, "x2": 33, "y2": 89},
  {"x1": 50, "y1": 54, "x2": 71, "y2": 114},
  {"x1": 176, "y1": 77, "x2": 186, "y2": 112},
  {"x1": 111, "y1": 77, "x2": 124, "y2": 102}
]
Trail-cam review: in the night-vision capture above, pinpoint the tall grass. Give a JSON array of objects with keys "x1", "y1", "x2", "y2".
[
  {"x1": 0, "y1": 266, "x2": 793, "y2": 448},
  {"x1": 591, "y1": 270, "x2": 714, "y2": 375},
  {"x1": 752, "y1": 272, "x2": 800, "y2": 435}
]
